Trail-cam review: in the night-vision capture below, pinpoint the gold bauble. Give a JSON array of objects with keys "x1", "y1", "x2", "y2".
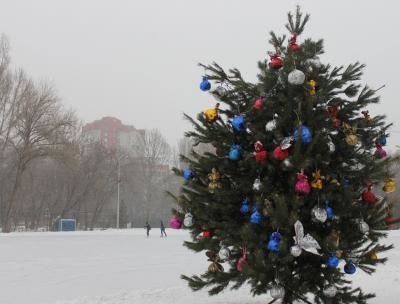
[
  {"x1": 204, "y1": 104, "x2": 219, "y2": 123},
  {"x1": 383, "y1": 178, "x2": 396, "y2": 193},
  {"x1": 208, "y1": 168, "x2": 221, "y2": 193},
  {"x1": 330, "y1": 178, "x2": 340, "y2": 187},
  {"x1": 208, "y1": 181, "x2": 220, "y2": 193},
  {"x1": 345, "y1": 134, "x2": 359, "y2": 146},
  {"x1": 308, "y1": 80, "x2": 317, "y2": 96},
  {"x1": 369, "y1": 253, "x2": 378, "y2": 263},
  {"x1": 326, "y1": 230, "x2": 340, "y2": 249},
  {"x1": 208, "y1": 168, "x2": 220, "y2": 182},
  {"x1": 311, "y1": 179, "x2": 323, "y2": 190},
  {"x1": 311, "y1": 170, "x2": 324, "y2": 189}
]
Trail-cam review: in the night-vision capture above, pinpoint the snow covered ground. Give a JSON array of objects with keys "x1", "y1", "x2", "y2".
[{"x1": 0, "y1": 229, "x2": 399, "y2": 304}]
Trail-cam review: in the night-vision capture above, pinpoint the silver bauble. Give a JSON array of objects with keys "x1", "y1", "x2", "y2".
[
  {"x1": 183, "y1": 213, "x2": 193, "y2": 227},
  {"x1": 214, "y1": 86, "x2": 227, "y2": 97},
  {"x1": 265, "y1": 120, "x2": 277, "y2": 131},
  {"x1": 253, "y1": 178, "x2": 262, "y2": 191},
  {"x1": 323, "y1": 285, "x2": 337, "y2": 298},
  {"x1": 358, "y1": 219, "x2": 369, "y2": 234},
  {"x1": 270, "y1": 284, "x2": 285, "y2": 299},
  {"x1": 312, "y1": 206, "x2": 328, "y2": 223},
  {"x1": 288, "y1": 69, "x2": 305, "y2": 85},
  {"x1": 290, "y1": 245, "x2": 302, "y2": 257},
  {"x1": 218, "y1": 247, "x2": 231, "y2": 261}
]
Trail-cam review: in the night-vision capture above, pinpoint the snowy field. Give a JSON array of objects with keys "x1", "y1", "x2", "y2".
[{"x1": 0, "y1": 229, "x2": 399, "y2": 304}]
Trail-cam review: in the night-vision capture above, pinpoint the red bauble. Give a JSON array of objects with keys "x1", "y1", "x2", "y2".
[
  {"x1": 328, "y1": 105, "x2": 341, "y2": 128},
  {"x1": 328, "y1": 105, "x2": 338, "y2": 116},
  {"x1": 362, "y1": 185, "x2": 377, "y2": 204},
  {"x1": 386, "y1": 217, "x2": 400, "y2": 225},
  {"x1": 202, "y1": 230, "x2": 211, "y2": 239},
  {"x1": 269, "y1": 55, "x2": 283, "y2": 70},
  {"x1": 273, "y1": 146, "x2": 289, "y2": 161},
  {"x1": 255, "y1": 150, "x2": 268, "y2": 163},
  {"x1": 253, "y1": 98, "x2": 264, "y2": 111},
  {"x1": 332, "y1": 117, "x2": 342, "y2": 129},
  {"x1": 288, "y1": 33, "x2": 301, "y2": 53},
  {"x1": 289, "y1": 43, "x2": 300, "y2": 53}
]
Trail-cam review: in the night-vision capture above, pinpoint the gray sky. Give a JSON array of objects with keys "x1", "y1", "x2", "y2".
[{"x1": 0, "y1": 0, "x2": 399, "y2": 149}]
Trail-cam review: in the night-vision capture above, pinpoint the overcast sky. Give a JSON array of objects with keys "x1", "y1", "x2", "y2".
[{"x1": 0, "y1": 0, "x2": 399, "y2": 149}]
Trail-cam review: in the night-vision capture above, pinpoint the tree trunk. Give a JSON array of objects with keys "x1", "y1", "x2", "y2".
[{"x1": 2, "y1": 167, "x2": 23, "y2": 233}]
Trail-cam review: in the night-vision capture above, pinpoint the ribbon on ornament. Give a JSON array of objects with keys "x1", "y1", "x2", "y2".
[{"x1": 293, "y1": 220, "x2": 321, "y2": 255}]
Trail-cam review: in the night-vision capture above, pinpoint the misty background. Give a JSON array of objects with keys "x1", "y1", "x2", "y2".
[
  {"x1": 0, "y1": 0, "x2": 399, "y2": 232},
  {"x1": 0, "y1": 0, "x2": 399, "y2": 148}
]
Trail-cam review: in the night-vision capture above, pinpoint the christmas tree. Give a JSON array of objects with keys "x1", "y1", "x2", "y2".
[{"x1": 171, "y1": 7, "x2": 398, "y2": 304}]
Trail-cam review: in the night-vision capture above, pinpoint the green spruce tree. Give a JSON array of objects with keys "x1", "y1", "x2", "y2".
[{"x1": 171, "y1": 7, "x2": 398, "y2": 304}]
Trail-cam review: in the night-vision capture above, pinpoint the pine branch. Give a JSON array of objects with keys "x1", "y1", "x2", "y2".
[{"x1": 285, "y1": 5, "x2": 310, "y2": 35}]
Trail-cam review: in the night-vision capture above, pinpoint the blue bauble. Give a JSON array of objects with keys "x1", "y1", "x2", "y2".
[
  {"x1": 327, "y1": 254, "x2": 339, "y2": 269},
  {"x1": 228, "y1": 144, "x2": 241, "y2": 161},
  {"x1": 376, "y1": 134, "x2": 387, "y2": 146},
  {"x1": 250, "y1": 210, "x2": 262, "y2": 224},
  {"x1": 267, "y1": 232, "x2": 281, "y2": 252},
  {"x1": 293, "y1": 125, "x2": 312, "y2": 144},
  {"x1": 326, "y1": 206, "x2": 334, "y2": 221},
  {"x1": 344, "y1": 260, "x2": 356, "y2": 274},
  {"x1": 231, "y1": 116, "x2": 246, "y2": 133},
  {"x1": 270, "y1": 232, "x2": 282, "y2": 241},
  {"x1": 183, "y1": 169, "x2": 194, "y2": 181},
  {"x1": 199, "y1": 77, "x2": 211, "y2": 91},
  {"x1": 342, "y1": 179, "x2": 350, "y2": 188},
  {"x1": 267, "y1": 240, "x2": 280, "y2": 252},
  {"x1": 240, "y1": 199, "x2": 251, "y2": 214}
]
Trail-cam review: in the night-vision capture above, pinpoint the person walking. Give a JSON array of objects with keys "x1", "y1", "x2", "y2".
[
  {"x1": 145, "y1": 221, "x2": 151, "y2": 238},
  {"x1": 160, "y1": 220, "x2": 167, "y2": 237}
]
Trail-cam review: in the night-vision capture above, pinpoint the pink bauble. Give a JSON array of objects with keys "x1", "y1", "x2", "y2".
[
  {"x1": 295, "y1": 180, "x2": 310, "y2": 195},
  {"x1": 169, "y1": 216, "x2": 182, "y2": 229},
  {"x1": 236, "y1": 254, "x2": 248, "y2": 272},
  {"x1": 375, "y1": 145, "x2": 387, "y2": 159}
]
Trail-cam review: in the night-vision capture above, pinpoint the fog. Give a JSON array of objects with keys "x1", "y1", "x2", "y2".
[{"x1": 0, "y1": 0, "x2": 398, "y2": 148}]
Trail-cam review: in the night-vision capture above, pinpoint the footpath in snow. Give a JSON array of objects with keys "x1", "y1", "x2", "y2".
[{"x1": 0, "y1": 229, "x2": 398, "y2": 304}]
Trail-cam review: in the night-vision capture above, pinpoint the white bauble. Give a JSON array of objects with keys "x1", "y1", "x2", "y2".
[
  {"x1": 290, "y1": 245, "x2": 302, "y2": 257},
  {"x1": 288, "y1": 69, "x2": 305, "y2": 85},
  {"x1": 218, "y1": 247, "x2": 231, "y2": 261},
  {"x1": 270, "y1": 284, "x2": 285, "y2": 299},
  {"x1": 358, "y1": 219, "x2": 369, "y2": 234},
  {"x1": 323, "y1": 285, "x2": 337, "y2": 298},
  {"x1": 183, "y1": 213, "x2": 193, "y2": 227},
  {"x1": 312, "y1": 206, "x2": 328, "y2": 223},
  {"x1": 253, "y1": 178, "x2": 262, "y2": 191},
  {"x1": 265, "y1": 120, "x2": 277, "y2": 131}
]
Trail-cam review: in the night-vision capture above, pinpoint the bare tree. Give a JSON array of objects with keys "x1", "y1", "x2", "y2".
[{"x1": 0, "y1": 71, "x2": 77, "y2": 232}]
